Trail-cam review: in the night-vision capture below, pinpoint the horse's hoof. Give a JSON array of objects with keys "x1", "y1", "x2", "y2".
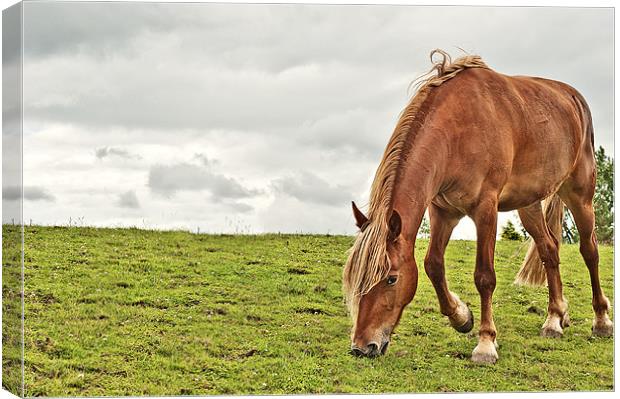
[
  {"x1": 561, "y1": 312, "x2": 571, "y2": 328},
  {"x1": 540, "y1": 327, "x2": 563, "y2": 338},
  {"x1": 592, "y1": 318, "x2": 613, "y2": 337},
  {"x1": 471, "y1": 341, "x2": 498, "y2": 365},
  {"x1": 541, "y1": 315, "x2": 563, "y2": 338},
  {"x1": 454, "y1": 308, "x2": 474, "y2": 333},
  {"x1": 448, "y1": 294, "x2": 474, "y2": 334}
]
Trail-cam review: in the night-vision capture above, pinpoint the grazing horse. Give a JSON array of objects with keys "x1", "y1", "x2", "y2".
[{"x1": 343, "y1": 50, "x2": 613, "y2": 364}]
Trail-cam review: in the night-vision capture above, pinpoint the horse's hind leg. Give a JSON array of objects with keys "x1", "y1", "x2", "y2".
[
  {"x1": 424, "y1": 203, "x2": 473, "y2": 333},
  {"x1": 518, "y1": 202, "x2": 568, "y2": 337},
  {"x1": 559, "y1": 186, "x2": 613, "y2": 337}
]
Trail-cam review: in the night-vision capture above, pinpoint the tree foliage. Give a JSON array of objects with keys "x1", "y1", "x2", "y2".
[
  {"x1": 593, "y1": 146, "x2": 614, "y2": 244},
  {"x1": 562, "y1": 208, "x2": 579, "y2": 244},
  {"x1": 501, "y1": 220, "x2": 523, "y2": 241},
  {"x1": 418, "y1": 215, "x2": 430, "y2": 239},
  {"x1": 563, "y1": 146, "x2": 613, "y2": 244}
]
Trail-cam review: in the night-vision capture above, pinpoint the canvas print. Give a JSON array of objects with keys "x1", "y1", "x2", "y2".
[{"x1": 1, "y1": 1, "x2": 614, "y2": 396}]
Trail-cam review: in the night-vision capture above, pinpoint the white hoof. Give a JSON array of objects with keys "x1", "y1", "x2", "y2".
[
  {"x1": 592, "y1": 315, "x2": 613, "y2": 337},
  {"x1": 541, "y1": 315, "x2": 563, "y2": 338},
  {"x1": 471, "y1": 340, "x2": 498, "y2": 365}
]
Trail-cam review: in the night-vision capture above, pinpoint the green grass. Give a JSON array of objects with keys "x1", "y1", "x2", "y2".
[
  {"x1": 2, "y1": 225, "x2": 23, "y2": 396},
  {"x1": 14, "y1": 226, "x2": 614, "y2": 395}
]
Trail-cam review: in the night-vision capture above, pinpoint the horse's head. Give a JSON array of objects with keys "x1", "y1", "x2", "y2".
[{"x1": 343, "y1": 201, "x2": 418, "y2": 357}]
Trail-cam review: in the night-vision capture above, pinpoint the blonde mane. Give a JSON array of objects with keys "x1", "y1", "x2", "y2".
[{"x1": 343, "y1": 50, "x2": 490, "y2": 317}]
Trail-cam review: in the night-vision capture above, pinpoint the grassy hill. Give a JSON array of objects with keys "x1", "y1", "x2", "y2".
[{"x1": 9, "y1": 226, "x2": 614, "y2": 395}]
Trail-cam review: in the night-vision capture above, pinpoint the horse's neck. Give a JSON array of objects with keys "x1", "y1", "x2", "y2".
[{"x1": 392, "y1": 139, "x2": 444, "y2": 242}]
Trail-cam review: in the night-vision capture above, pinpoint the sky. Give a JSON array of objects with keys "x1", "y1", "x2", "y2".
[{"x1": 5, "y1": 2, "x2": 614, "y2": 237}]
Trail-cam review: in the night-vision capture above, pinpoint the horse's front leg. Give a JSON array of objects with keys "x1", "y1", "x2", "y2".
[
  {"x1": 424, "y1": 204, "x2": 473, "y2": 333},
  {"x1": 470, "y1": 197, "x2": 499, "y2": 364}
]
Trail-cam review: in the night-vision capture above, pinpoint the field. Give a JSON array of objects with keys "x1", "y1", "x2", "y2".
[{"x1": 10, "y1": 226, "x2": 615, "y2": 395}]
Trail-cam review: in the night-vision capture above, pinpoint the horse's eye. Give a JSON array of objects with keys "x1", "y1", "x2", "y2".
[{"x1": 387, "y1": 275, "x2": 398, "y2": 286}]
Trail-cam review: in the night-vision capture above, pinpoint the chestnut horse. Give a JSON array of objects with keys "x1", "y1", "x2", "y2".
[{"x1": 343, "y1": 50, "x2": 613, "y2": 364}]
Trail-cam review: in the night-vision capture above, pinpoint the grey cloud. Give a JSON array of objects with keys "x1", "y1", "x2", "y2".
[
  {"x1": 22, "y1": 2, "x2": 197, "y2": 60},
  {"x1": 2, "y1": 186, "x2": 21, "y2": 201},
  {"x1": 3, "y1": 186, "x2": 55, "y2": 202},
  {"x1": 117, "y1": 190, "x2": 140, "y2": 209},
  {"x1": 147, "y1": 163, "x2": 259, "y2": 200},
  {"x1": 294, "y1": 107, "x2": 392, "y2": 158},
  {"x1": 22, "y1": 5, "x2": 613, "y2": 159},
  {"x1": 272, "y1": 171, "x2": 351, "y2": 207},
  {"x1": 2, "y1": 3, "x2": 22, "y2": 64},
  {"x1": 226, "y1": 201, "x2": 253, "y2": 214},
  {"x1": 22, "y1": 3, "x2": 406, "y2": 69},
  {"x1": 193, "y1": 153, "x2": 213, "y2": 167},
  {"x1": 25, "y1": 187, "x2": 55, "y2": 201},
  {"x1": 95, "y1": 146, "x2": 139, "y2": 160}
]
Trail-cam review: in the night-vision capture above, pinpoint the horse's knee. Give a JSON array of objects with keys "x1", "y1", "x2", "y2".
[
  {"x1": 424, "y1": 256, "x2": 444, "y2": 281},
  {"x1": 474, "y1": 269, "x2": 496, "y2": 294}
]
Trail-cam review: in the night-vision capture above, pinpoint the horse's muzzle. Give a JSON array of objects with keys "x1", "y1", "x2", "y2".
[{"x1": 350, "y1": 341, "x2": 389, "y2": 357}]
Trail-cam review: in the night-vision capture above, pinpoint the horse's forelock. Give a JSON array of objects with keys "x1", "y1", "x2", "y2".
[{"x1": 343, "y1": 220, "x2": 392, "y2": 319}]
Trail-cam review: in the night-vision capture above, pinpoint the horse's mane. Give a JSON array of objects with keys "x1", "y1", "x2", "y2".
[{"x1": 343, "y1": 50, "x2": 490, "y2": 317}]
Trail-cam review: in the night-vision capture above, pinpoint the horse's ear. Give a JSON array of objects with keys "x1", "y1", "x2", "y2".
[
  {"x1": 351, "y1": 201, "x2": 368, "y2": 229},
  {"x1": 388, "y1": 210, "x2": 402, "y2": 241}
]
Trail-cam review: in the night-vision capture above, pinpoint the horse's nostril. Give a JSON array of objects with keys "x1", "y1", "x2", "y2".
[
  {"x1": 350, "y1": 347, "x2": 365, "y2": 357},
  {"x1": 351, "y1": 343, "x2": 382, "y2": 357}
]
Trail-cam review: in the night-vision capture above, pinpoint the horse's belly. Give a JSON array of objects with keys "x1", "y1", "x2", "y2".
[{"x1": 497, "y1": 173, "x2": 565, "y2": 211}]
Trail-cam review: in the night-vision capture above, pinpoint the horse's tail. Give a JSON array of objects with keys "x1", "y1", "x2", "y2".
[{"x1": 514, "y1": 194, "x2": 564, "y2": 286}]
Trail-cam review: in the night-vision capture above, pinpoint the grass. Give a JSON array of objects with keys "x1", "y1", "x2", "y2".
[
  {"x1": 2, "y1": 225, "x2": 23, "y2": 396},
  {"x1": 6, "y1": 226, "x2": 615, "y2": 395}
]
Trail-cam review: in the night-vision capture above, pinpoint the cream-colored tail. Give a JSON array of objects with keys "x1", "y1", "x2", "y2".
[{"x1": 514, "y1": 194, "x2": 564, "y2": 286}]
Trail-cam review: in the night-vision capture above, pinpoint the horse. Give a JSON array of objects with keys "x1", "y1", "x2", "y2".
[{"x1": 342, "y1": 49, "x2": 613, "y2": 364}]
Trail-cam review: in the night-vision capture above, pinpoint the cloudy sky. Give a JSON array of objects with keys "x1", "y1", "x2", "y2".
[{"x1": 10, "y1": 2, "x2": 615, "y2": 237}]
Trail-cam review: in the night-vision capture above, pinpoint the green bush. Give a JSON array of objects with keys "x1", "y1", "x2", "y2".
[
  {"x1": 501, "y1": 220, "x2": 523, "y2": 241},
  {"x1": 593, "y1": 146, "x2": 614, "y2": 244},
  {"x1": 563, "y1": 146, "x2": 614, "y2": 244}
]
